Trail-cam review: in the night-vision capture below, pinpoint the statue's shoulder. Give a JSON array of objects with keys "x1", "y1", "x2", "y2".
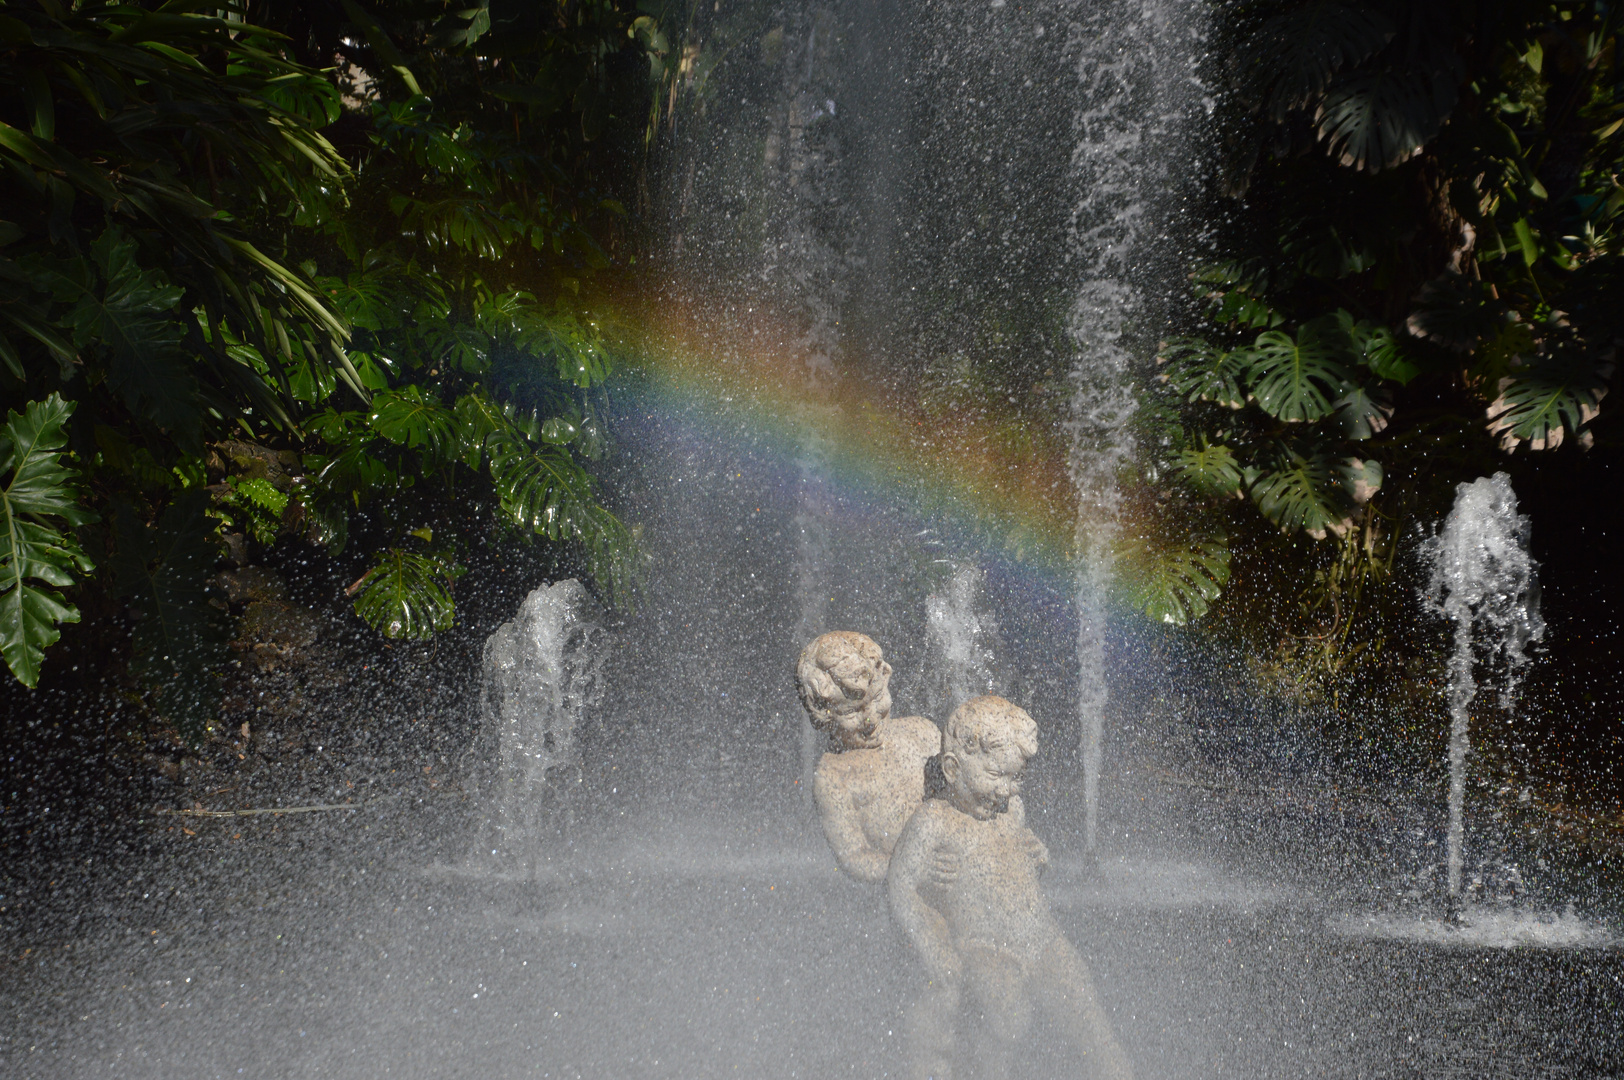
[{"x1": 888, "y1": 714, "x2": 942, "y2": 755}]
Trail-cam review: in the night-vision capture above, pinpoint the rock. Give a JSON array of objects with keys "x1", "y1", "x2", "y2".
[{"x1": 216, "y1": 566, "x2": 287, "y2": 604}]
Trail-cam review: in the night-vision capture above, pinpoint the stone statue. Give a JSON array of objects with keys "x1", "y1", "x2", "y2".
[
  {"x1": 887, "y1": 696, "x2": 1134, "y2": 1080},
  {"x1": 797, "y1": 631, "x2": 943, "y2": 882}
]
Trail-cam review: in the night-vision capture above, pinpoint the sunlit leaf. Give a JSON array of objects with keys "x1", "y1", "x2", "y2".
[
  {"x1": 1115, "y1": 533, "x2": 1231, "y2": 626},
  {"x1": 351, "y1": 548, "x2": 455, "y2": 640},
  {"x1": 0, "y1": 394, "x2": 95, "y2": 687},
  {"x1": 1486, "y1": 350, "x2": 1611, "y2": 452}
]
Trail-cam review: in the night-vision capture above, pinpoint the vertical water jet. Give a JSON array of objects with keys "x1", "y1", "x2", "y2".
[
  {"x1": 1424, "y1": 473, "x2": 1544, "y2": 909},
  {"x1": 476, "y1": 581, "x2": 604, "y2": 875},
  {"x1": 1065, "y1": 0, "x2": 1207, "y2": 855},
  {"x1": 923, "y1": 561, "x2": 997, "y2": 722}
]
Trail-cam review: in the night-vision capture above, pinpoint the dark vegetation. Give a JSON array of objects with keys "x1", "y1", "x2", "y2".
[
  {"x1": 0, "y1": 0, "x2": 680, "y2": 848},
  {"x1": 1112, "y1": 0, "x2": 1624, "y2": 811}
]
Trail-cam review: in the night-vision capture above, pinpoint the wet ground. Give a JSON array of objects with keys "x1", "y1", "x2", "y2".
[{"x1": 3, "y1": 798, "x2": 1620, "y2": 1080}]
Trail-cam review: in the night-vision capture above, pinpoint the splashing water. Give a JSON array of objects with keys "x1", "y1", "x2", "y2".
[
  {"x1": 1423, "y1": 473, "x2": 1545, "y2": 902},
  {"x1": 924, "y1": 562, "x2": 997, "y2": 720},
  {"x1": 477, "y1": 580, "x2": 605, "y2": 875},
  {"x1": 1066, "y1": 0, "x2": 1208, "y2": 854}
]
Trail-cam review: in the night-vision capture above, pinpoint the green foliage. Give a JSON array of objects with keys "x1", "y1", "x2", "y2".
[
  {"x1": 1116, "y1": 534, "x2": 1232, "y2": 626},
  {"x1": 0, "y1": 394, "x2": 93, "y2": 687},
  {"x1": 350, "y1": 548, "x2": 457, "y2": 640},
  {"x1": 1486, "y1": 348, "x2": 1612, "y2": 451},
  {"x1": 112, "y1": 490, "x2": 225, "y2": 740},
  {"x1": 1156, "y1": 0, "x2": 1623, "y2": 641},
  {"x1": 1159, "y1": 339, "x2": 1249, "y2": 408},
  {"x1": 0, "y1": 0, "x2": 356, "y2": 433},
  {"x1": 0, "y1": 0, "x2": 666, "y2": 698},
  {"x1": 1173, "y1": 441, "x2": 1245, "y2": 498},
  {"x1": 1238, "y1": 319, "x2": 1355, "y2": 422},
  {"x1": 218, "y1": 477, "x2": 290, "y2": 546}
]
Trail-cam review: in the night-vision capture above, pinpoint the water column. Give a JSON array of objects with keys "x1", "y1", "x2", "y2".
[
  {"x1": 1065, "y1": 0, "x2": 1207, "y2": 854},
  {"x1": 763, "y1": 7, "x2": 855, "y2": 799},
  {"x1": 924, "y1": 562, "x2": 997, "y2": 721},
  {"x1": 1425, "y1": 474, "x2": 1544, "y2": 908},
  {"x1": 478, "y1": 580, "x2": 604, "y2": 875}
]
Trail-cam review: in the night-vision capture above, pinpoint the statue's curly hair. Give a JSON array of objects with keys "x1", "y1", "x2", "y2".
[
  {"x1": 796, "y1": 631, "x2": 887, "y2": 729},
  {"x1": 944, "y1": 696, "x2": 1037, "y2": 761}
]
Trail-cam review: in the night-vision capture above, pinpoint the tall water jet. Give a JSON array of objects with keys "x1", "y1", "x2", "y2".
[
  {"x1": 923, "y1": 561, "x2": 997, "y2": 722},
  {"x1": 756, "y1": 8, "x2": 855, "y2": 802},
  {"x1": 1065, "y1": 0, "x2": 1207, "y2": 854},
  {"x1": 476, "y1": 580, "x2": 605, "y2": 875},
  {"x1": 1424, "y1": 474, "x2": 1544, "y2": 909}
]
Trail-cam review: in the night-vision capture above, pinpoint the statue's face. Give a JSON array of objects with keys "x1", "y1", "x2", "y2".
[
  {"x1": 942, "y1": 739, "x2": 1026, "y2": 819},
  {"x1": 830, "y1": 649, "x2": 892, "y2": 749}
]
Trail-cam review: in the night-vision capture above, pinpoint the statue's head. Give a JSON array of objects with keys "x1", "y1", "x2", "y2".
[
  {"x1": 796, "y1": 631, "x2": 893, "y2": 750},
  {"x1": 941, "y1": 696, "x2": 1037, "y2": 819}
]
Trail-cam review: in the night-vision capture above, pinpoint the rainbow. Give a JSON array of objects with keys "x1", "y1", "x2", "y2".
[{"x1": 610, "y1": 285, "x2": 1094, "y2": 587}]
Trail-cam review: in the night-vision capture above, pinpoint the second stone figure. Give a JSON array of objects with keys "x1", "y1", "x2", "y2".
[{"x1": 796, "y1": 631, "x2": 942, "y2": 882}]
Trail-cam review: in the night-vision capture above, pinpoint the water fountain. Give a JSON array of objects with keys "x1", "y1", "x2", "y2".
[
  {"x1": 1332, "y1": 474, "x2": 1613, "y2": 948},
  {"x1": 8, "y1": 4, "x2": 1624, "y2": 1079},
  {"x1": 922, "y1": 561, "x2": 997, "y2": 721},
  {"x1": 473, "y1": 580, "x2": 605, "y2": 875},
  {"x1": 1425, "y1": 473, "x2": 1545, "y2": 915},
  {"x1": 1065, "y1": 0, "x2": 1208, "y2": 856}
]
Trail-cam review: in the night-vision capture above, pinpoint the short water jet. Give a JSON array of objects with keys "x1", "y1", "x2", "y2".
[
  {"x1": 1423, "y1": 473, "x2": 1544, "y2": 914},
  {"x1": 471, "y1": 580, "x2": 605, "y2": 877}
]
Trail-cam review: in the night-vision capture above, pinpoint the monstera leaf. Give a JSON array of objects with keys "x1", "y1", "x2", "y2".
[
  {"x1": 1354, "y1": 322, "x2": 1423, "y2": 384},
  {"x1": 1317, "y1": 66, "x2": 1459, "y2": 172},
  {"x1": 113, "y1": 490, "x2": 226, "y2": 740},
  {"x1": 0, "y1": 395, "x2": 96, "y2": 687},
  {"x1": 1331, "y1": 385, "x2": 1393, "y2": 439},
  {"x1": 351, "y1": 548, "x2": 456, "y2": 640},
  {"x1": 1115, "y1": 533, "x2": 1232, "y2": 626},
  {"x1": 1239, "y1": 318, "x2": 1356, "y2": 422},
  {"x1": 1486, "y1": 350, "x2": 1612, "y2": 451},
  {"x1": 1406, "y1": 273, "x2": 1511, "y2": 352},
  {"x1": 485, "y1": 426, "x2": 600, "y2": 543},
  {"x1": 485, "y1": 422, "x2": 639, "y2": 604},
  {"x1": 368, "y1": 386, "x2": 459, "y2": 463},
  {"x1": 1158, "y1": 339, "x2": 1248, "y2": 409},
  {"x1": 1173, "y1": 440, "x2": 1245, "y2": 498},
  {"x1": 1244, "y1": 2, "x2": 1394, "y2": 122},
  {"x1": 1248, "y1": 441, "x2": 1355, "y2": 538}
]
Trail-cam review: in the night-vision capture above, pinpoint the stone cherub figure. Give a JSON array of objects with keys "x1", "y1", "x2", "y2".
[
  {"x1": 887, "y1": 695, "x2": 1134, "y2": 1080},
  {"x1": 797, "y1": 631, "x2": 943, "y2": 883}
]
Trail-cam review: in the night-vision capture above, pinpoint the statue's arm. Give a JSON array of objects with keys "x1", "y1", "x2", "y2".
[
  {"x1": 812, "y1": 771, "x2": 889, "y2": 882},
  {"x1": 887, "y1": 809, "x2": 961, "y2": 984}
]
